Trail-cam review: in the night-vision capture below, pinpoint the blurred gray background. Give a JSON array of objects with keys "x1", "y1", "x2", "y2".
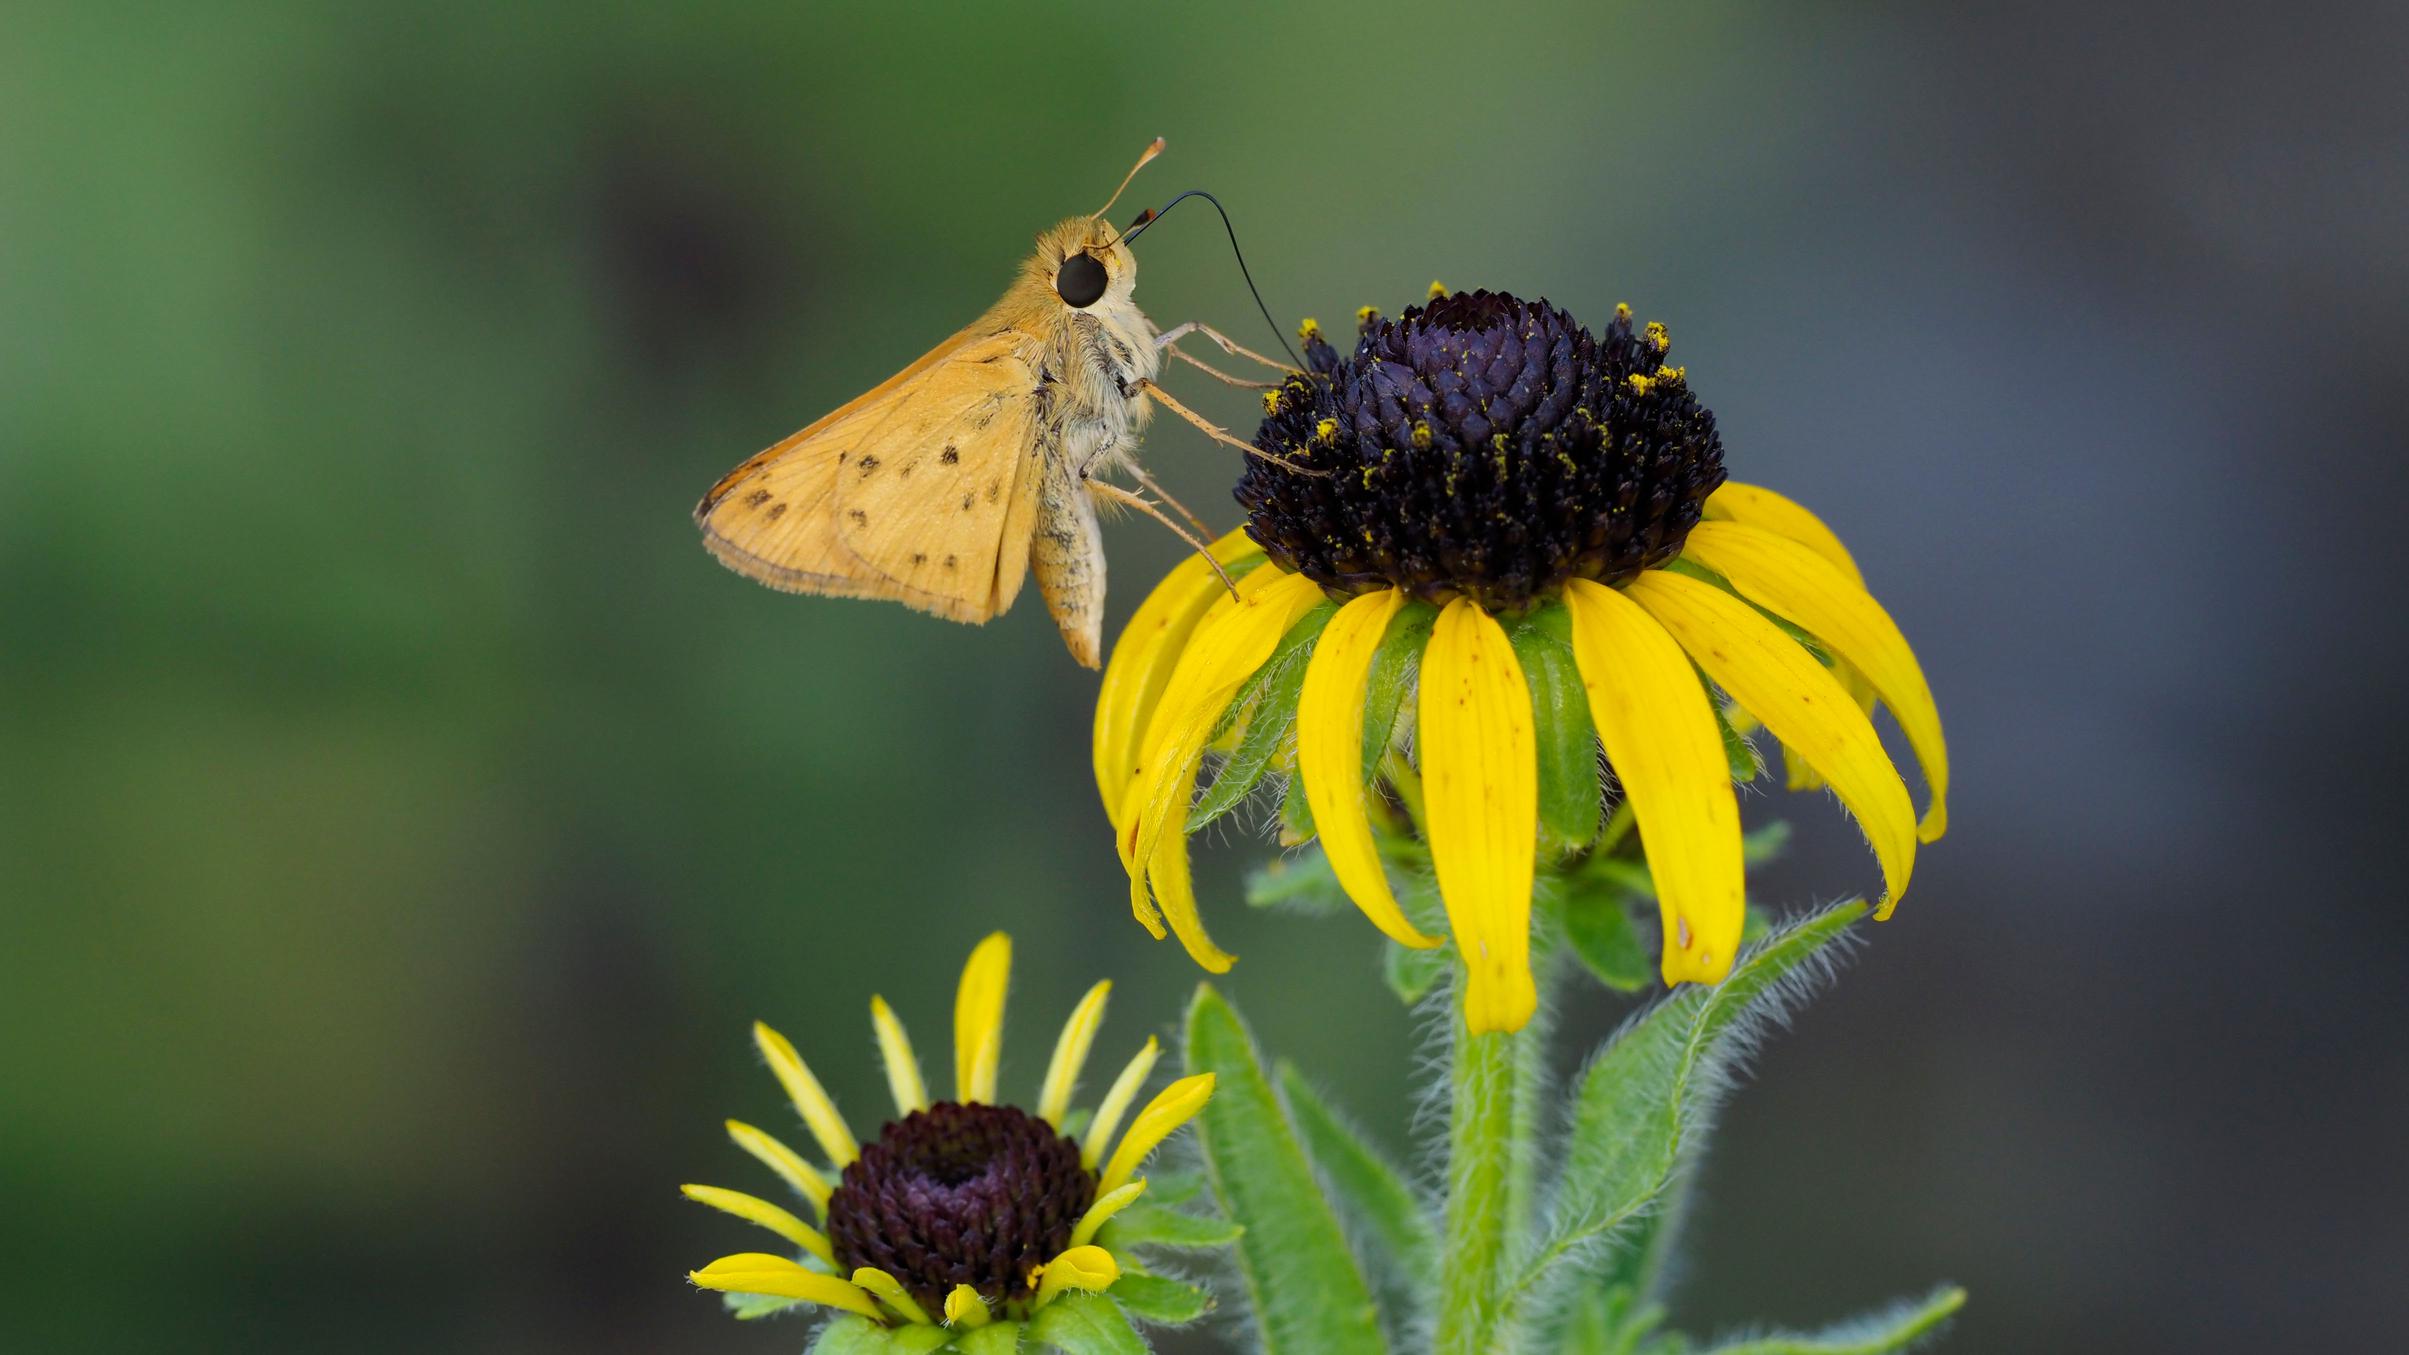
[{"x1": 4, "y1": 3, "x2": 2404, "y2": 1351}]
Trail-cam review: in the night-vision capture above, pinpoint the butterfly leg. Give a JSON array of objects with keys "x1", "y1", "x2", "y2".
[
  {"x1": 1163, "y1": 341, "x2": 1278, "y2": 390},
  {"x1": 1089, "y1": 479, "x2": 1238, "y2": 597},
  {"x1": 1125, "y1": 463, "x2": 1211, "y2": 538},
  {"x1": 1136, "y1": 379, "x2": 1327, "y2": 477},
  {"x1": 1156, "y1": 321, "x2": 1301, "y2": 376}
]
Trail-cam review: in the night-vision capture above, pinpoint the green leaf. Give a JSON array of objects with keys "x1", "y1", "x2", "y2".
[
  {"x1": 1513, "y1": 902, "x2": 1868, "y2": 1322},
  {"x1": 1694, "y1": 1286, "x2": 1966, "y2": 1354},
  {"x1": 1245, "y1": 846, "x2": 1350, "y2": 914},
  {"x1": 1359, "y1": 599, "x2": 1439, "y2": 781},
  {"x1": 1106, "y1": 1272, "x2": 1213, "y2": 1325},
  {"x1": 1141, "y1": 1168, "x2": 1204, "y2": 1205},
  {"x1": 1191, "y1": 603, "x2": 1336, "y2": 831},
  {"x1": 1184, "y1": 985, "x2": 1390, "y2": 1355},
  {"x1": 1742, "y1": 820, "x2": 1792, "y2": 866},
  {"x1": 1094, "y1": 1202, "x2": 1243, "y2": 1250},
  {"x1": 1384, "y1": 936, "x2": 1447, "y2": 1005},
  {"x1": 1563, "y1": 894, "x2": 1653, "y2": 993},
  {"x1": 1058, "y1": 1106, "x2": 1092, "y2": 1141},
  {"x1": 1275, "y1": 1060, "x2": 1439, "y2": 1293},
  {"x1": 726, "y1": 1291, "x2": 808, "y2": 1320},
  {"x1": 1512, "y1": 604, "x2": 1603, "y2": 853},
  {"x1": 1026, "y1": 1292, "x2": 1146, "y2": 1355},
  {"x1": 1281, "y1": 769, "x2": 1317, "y2": 840},
  {"x1": 955, "y1": 1320, "x2": 1024, "y2": 1355},
  {"x1": 808, "y1": 1316, "x2": 951, "y2": 1354}
]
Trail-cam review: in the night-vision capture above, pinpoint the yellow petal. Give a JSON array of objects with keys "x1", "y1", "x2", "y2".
[
  {"x1": 953, "y1": 932, "x2": 1011, "y2": 1104},
  {"x1": 869, "y1": 996, "x2": 930, "y2": 1118},
  {"x1": 1683, "y1": 521, "x2": 1949, "y2": 841},
  {"x1": 1081, "y1": 1037, "x2": 1159, "y2": 1169},
  {"x1": 1100, "y1": 1071, "x2": 1215, "y2": 1195},
  {"x1": 944, "y1": 1284, "x2": 993, "y2": 1329},
  {"x1": 1070, "y1": 1178, "x2": 1148, "y2": 1248},
  {"x1": 753, "y1": 1021, "x2": 857, "y2": 1167},
  {"x1": 851, "y1": 1267, "x2": 934, "y2": 1325},
  {"x1": 1033, "y1": 1244, "x2": 1121, "y2": 1307},
  {"x1": 680, "y1": 1184, "x2": 835, "y2": 1263},
  {"x1": 1703, "y1": 481, "x2": 1865, "y2": 584},
  {"x1": 688, "y1": 1253, "x2": 883, "y2": 1320},
  {"x1": 1123, "y1": 570, "x2": 1329, "y2": 968},
  {"x1": 1563, "y1": 580, "x2": 1745, "y2": 984},
  {"x1": 1418, "y1": 599, "x2": 1539, "y2": 1034},
  {"x1": 1094, "y1": 526, "x2": 1265, "y2": 820},
  {"x1": 1038, "y1": 980, "x2": 1112, "y2": 1127},
  {"x1": 1298, "y1": 588, "x2": 1442, "y2": 948},
  {"x1": 724, "y1": 1120, "x2": 831, "y2": 1215},
  {"x1": 1627, "y1": 570, "x2": 1917, "y2": 916}
]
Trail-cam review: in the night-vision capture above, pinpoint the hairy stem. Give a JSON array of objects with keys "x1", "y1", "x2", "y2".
[{"x1": 1438, "y1": 981, "x2": 1522, "y2": 1355}]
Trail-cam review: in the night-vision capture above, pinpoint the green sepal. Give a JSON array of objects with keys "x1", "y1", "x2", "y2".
[
  {"x1": 1384, "y1": 936, "x2": 1448, "y2": 1005},
  {"x1": 1026, "y1": 1293, "x2": 1146, "y2": 1354},
  {"x1": 1743, "y1": 819, "x2": 1792, "y2": 865},
  {"x1": 1275, "y1": 1060, "x2": 1439, "y2": 1293},
  {"x1": 1512, "y1": 603, "x2": 1604, "y2": 853},
  {"x1": 1280, "y1": 769, "x2": 1318, "y2": 840},
  {"x1": 1710, "y1": 692, "x2": 1763, "y2": 782},
  {"x1": 1104, "y1": 1272, "x2": 1214, "y2": 1325},
  {"x1": 1561, "y1": 1288, "x2": 1668, "y2": 1355},
  {"x1": 1191, "y1": 602, "x2": 1336, "y2": 831},
  {"x1": 1562, "y1": 890, "x2": 1653, "y2": 993},
  {"x1": 1139, "y1": 1168, "x2": 1204, "y2": 1205},
  {"x1": 1359, "y1": 597, "x2": 1439, "y2": 782},
  {"x1": 1690, "y1": 1285, "x2": 1966, "y2": 1354},
  {"x1": 726, "y1": 1291, "x2": 808, "y2": 1320},
  {"x1": 808, "y1": 1316, "x2": 952, "y2": 1353},
  {"x1": 1057, "y1": 1106, "x2": 1092, "y2": 1141},
  {"x1": 954, "y1": 1319, "x2": 1024, "y2": 1355},
  {"x1": 1515, "y1": 902, "x2": 1868, "y2": 1322},
  {"x1": 1184, "y1": 985, "x2": 1391, "y2": 1355},
  {"x1": 1244, "y1": 845, "x2": 1350, "y2": 914},
  {"x1": 1094, "y1": 1202, "x2": 1243, "y2": 1250}
]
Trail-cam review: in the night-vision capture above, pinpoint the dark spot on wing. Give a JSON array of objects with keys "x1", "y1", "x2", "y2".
[
  {"x1": 985, "y1": 480, "x2": 1001, "y2": 503},
  {"x1": 960, "y1": 492, "x2": 975, "y2": 511},
  {"x1": 857, "y1": 454, "x2": 880, "y2": 477},
  {"x1": 743, "y1": 488, "x2": 771, "y2": 508},
  {"x1": 911, "y1": 552, "x2": 926, "y2": 565},
  {"x1": 940, "y1": 445, "x2": 960, "y2": 465},
  {"x1": 848, "y1": 509, "x2": 868, "y2": 527},
  {"x1": 944, "y1": 555, "x2": 959, "y2": 570},
  {"x1": 765, "y1": 502, "x2": 787, "y2": 521}
]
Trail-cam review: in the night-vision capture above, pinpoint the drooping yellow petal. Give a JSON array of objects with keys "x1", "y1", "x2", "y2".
[
  {"x1": 1033, "y1": 1245, "x2": 1121, "y2": 1308},
  {"x1": 1099, "y1": 1071, "x2": 1215, "y2": 1195},
  {"x1": 1070, "y1": 1179, "x2": 1148, "y2": 1248},
  {"x1": 953, "y1": 933, "x2": 1011, "y2": 1104},
  {"x1": 852, "y1": 1267, "x2": 934, "y2": 1325},
  {"x1": 1418, "y1": 599, "x2": 1540, "y2": 1034},
  {"x1": 869, "y1": 996, "x2": 930, "y2": 1118},
  {"x1": 1094, "y1": 526, "x2": 1265, "y2": 819},
  {"x1": 1297, "y1": 587, "x2": 1443, "y2": 949},
  {"x1": 1682, "y1": 521, "x2": 1949, "y2": 841},
  {"x1": 680, "y1": 1184, "x2": 835, "y2": 1263},
  {"x1": 1703, "y1": 481, "x2": 1864, "y2": 583},
  {"x1": 689, "y1": 1253, "x2": 883, "y2": 1320},
  {"x1": 1563, "y1": 580, "x2": 1746, "y2": 984},
  {"x1": 1037, "y1": 980, "x2": 1112, "y2": 1127},
  {"x1": 1082, "y1": 1037, "x2": 1159, "y2": 1169},
  {"x1": 944, "y1": 1284, "x2": 993, "y2": 1329},
  {"x1": 1122, "y1": 570, "x2": 1330, "y2": 969},
  {"x1": 753, "y1": 1022, "x2": 857, "y2": 1167},
  {"x1": 724, "y1": 1120, "x2": 831, "y2": 1215},
  {"x1": 1627, "y1": 570, "x2": 1918, "y2": 916}
]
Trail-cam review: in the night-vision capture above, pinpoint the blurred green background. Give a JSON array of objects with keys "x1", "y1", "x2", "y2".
[{"x1": 7, "y1": 4, "x2": 2405, "y2": 1352}]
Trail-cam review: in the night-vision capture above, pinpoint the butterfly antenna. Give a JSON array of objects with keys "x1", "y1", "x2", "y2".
[
  {"x1": 1123, "y1": 189, "x2": 1304, "y2": 369},
  {"x1": 1094, "y1": 137, "x2": 1166, "y2": 219}
]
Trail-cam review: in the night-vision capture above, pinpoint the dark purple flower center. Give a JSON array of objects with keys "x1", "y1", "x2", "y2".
[{"x1": 824, "y1": 1102, "x2": 1094, "y2": 1316}]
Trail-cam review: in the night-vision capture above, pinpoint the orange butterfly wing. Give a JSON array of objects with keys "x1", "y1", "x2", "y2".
[{"x1": 694, "y1": 327, "x2": 1046, "y2": 623}]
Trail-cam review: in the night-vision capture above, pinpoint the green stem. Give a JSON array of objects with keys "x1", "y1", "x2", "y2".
[{"x1": 1437, "y1": 980, "x2": 1521, "y2": 1355}]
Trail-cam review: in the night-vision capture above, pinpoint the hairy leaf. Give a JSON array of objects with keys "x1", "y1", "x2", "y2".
[
  {"x1": 1106, "y1": 1272, "x2": 1214, "y2": 1325},
  {"x1": 1693, "y1": 1286, "x2": 1966, "y2": 1355},
  {"x1": 1185, "y1": 985, "x2": 1390, "y2": 1355},
  {"x1": 1027, "y1": 1293, "x2": 1147, "y2": 1355},
  {"x1": 1512, "y1": 604, "x2": 1604, "y2": 853},
  {"x1": 1192, "y1": 603, "x2": 1337, "y2": 830},
  {"x1": 1095, "y1": 1202, "x2": 1243, "y2": 1250},
  {"x1": 1275, "y1": 1060, "x2": 1439, "y2": 1293},
  {"x1": 1245, "y1": 846, "x2": 1351, "y2": 914}
]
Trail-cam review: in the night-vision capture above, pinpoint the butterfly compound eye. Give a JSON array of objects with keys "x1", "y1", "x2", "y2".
[{"x1": 1055, "y1": 252, "x2": 1109, "y2": 308}]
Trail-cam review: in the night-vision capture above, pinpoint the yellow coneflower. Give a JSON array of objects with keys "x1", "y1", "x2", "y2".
[
  {"x1": 1096, "y1": 293, "x2": 1946, "y2": 1035},
  {"x1": 682, "y1": 933, "x2": 1214, "y2": 1329}
]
